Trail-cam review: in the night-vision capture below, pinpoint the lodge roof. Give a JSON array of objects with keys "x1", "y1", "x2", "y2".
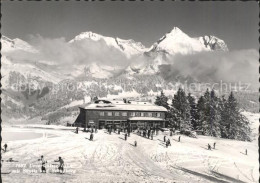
[{"x1": 82, "y1": 102, "x2": 167, "y2": 112}]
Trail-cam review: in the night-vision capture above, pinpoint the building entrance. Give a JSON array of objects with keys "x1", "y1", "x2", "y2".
[{"x1": 99, "y1": 121, "x2": 105, "y2": 129}]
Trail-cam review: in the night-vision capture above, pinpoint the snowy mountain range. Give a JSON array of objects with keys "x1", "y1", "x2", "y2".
[
  {"x1": 2, "y1": 28, "x2": 259, "y2": 123},
  {"x1": 69, "y1": 31, "x2": 147, "y2": 58},
  {"x1": 147, "y1": 27, "x2": 228, "y2": 55},
  {"x1": 1, "y1": 27, "x2": 228, "y2": 84},
  {"x1": 72, "y1": 27, "x2": 229, "y2": 77}
]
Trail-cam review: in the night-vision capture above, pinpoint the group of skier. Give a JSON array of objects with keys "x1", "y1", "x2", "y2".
[
  {"x1": 74, "y1": 126, "x2": 96, "y2": 141},
  {"x1": 137, "y1": 129, "x2": 154, "y2": 140},
  {"x1": 38, "y1": 155, "x2": 64, "y2": 174}
]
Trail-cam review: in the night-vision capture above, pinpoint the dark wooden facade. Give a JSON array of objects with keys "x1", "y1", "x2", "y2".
[{"x1": 74, "y1": 108, "x2": 166, "y2": 129}]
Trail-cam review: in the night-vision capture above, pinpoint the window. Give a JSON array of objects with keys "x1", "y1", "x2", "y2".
[
  {"x1": 122, "y1": 112, "x2": 127, "y2": 116},
  {"x1": 100, "y1": 111, "x2": 105, "y2": 116},
  {"x1": 130, "y1": 112, "x2": 135, "y2": 117},
  {"x1": 107, "y1": 112, "x2": 113, "y2": 116},
  {"x1": 115, "y1": 112, "x2": 120, "y2": 116},
  {"x1": 148, "y1": 112, "x2": 152, "y2": 117},
  {"x1": 141, "y1": 112, "x2": 145, "y2": 117},
  {"x1": 156, "y1": 113, "x2": 161, "y2": 117}
]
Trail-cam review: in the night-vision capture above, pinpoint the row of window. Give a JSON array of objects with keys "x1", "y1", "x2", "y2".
[{"x1": 99, "y1": 111, "x2": 161, "y2": 117}]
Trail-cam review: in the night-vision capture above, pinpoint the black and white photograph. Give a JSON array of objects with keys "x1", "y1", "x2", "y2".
[{"x1": 1, "y1": 1, "x2": 259, "y2": 183}]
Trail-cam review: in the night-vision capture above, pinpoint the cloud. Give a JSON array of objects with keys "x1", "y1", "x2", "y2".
[
  {"x1": 32, "y1": 35, "x2": 130, "y2": 66},
  {"x1": 160, "y1": 49, "x2": 258, "y2": 89},
  {"x1": 5, "y1": 35, "x2": 130, "y2": 68},
  {"x1": 4, "y1": 35, "x2": 258, "y2": 90}
]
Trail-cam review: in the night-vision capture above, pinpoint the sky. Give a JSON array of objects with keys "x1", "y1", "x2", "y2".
[{"x1": 1, "y1": 1, "x2": 258, "y2": 50}]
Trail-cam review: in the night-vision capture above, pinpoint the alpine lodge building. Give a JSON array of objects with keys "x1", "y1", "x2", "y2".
[{"x1": 74, "y1": 99, "x2": 168, "y2": 130}]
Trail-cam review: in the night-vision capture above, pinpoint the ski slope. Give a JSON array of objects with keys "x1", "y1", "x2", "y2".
[{"x1": 1, "y1": 126, "x2": 258, "y2": 183}]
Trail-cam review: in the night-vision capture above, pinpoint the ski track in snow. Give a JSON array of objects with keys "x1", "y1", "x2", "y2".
[{"x1": 1, "y1": 128, "x2": 258, "y2": 183}]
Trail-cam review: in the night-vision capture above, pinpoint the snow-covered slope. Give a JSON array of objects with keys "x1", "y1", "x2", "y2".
[
  {"x1": 69, "y1": 31, "x2": 147, "y2": 58},
  {"x1": 1, "y1": 56, "x2": 65, "y2": 88},
  {"x1": 115, "y1": 37, "x2": 147, "y2": 57},
  {"x1": 1, "y1": 35, "x2": 37, "y2": 53},
  {"x1": 84, "y1": 62, "x2": 122, "y2": 79},
  {"x1": 2, "y1": 126, "x2": 258, "y2": 183},
  {"x1": 83, "y1": 63, "x2": 114, "y2": 78}
]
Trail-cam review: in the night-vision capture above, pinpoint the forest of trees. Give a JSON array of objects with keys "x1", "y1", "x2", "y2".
[{"x1": 155, "y1": 88, "x2": 252, "y2": 141}]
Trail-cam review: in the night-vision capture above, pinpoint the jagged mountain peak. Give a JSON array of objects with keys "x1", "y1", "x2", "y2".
[
  {"x1": 167, "y1": 27, "x2": 186, "y2": 36},
  {"x1": 147, "y1": 27, "x2": 228, "y2": 55},
  {"x1": 200, "y1": 35, "x2": 229, "y2": 51}
]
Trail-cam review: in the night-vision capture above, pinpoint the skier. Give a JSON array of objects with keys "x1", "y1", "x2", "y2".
[
  {"x1": 213, "y1": 142, "x2": 216, "y2": 149},
  {"x1": 95, "y1": 128, "x2": 97, "y2": 133},
  {"x1": 54, "y1": 157, "x2": 64, "y2": 174},
  {"x1": 4, "y1": 144, "x2": 7, "y2": 152},
  {"x1": 166, "y1": 141, "x2": 168, "y2": 148},
  {"x1": 134, "y1": 140, "x2": 137, "y2": 147},
  {"x1": 151, "y1": 133, "x2": 153, "y2": 140},
  {"x1": 90, "y1": 133, "x2": 94, "y2": 141},
  {"x1": 75, "y1": 127, "x2": 78, "y2": 134},
  {"x1": 178, "y1": 136, "x2": 181, "y2": 142},
  {"x1": 208, "y1": 143, "x2": 211, "y2": 150},
  {"x1": 38, "y1": 155, "x2": 47, "y2": 173},
  {"x1": 170, "y1": 131, "x2": 173, "y2": 136},
  {"x1": 245, "y1": 149, "x2": 247, "y2": 155},
  {"x1": 167, "y1": 139, "x2": 171, "y2": 146},
  {"x1": 164, "y1": 136, "x2": 166, "y2": 142},
  {"x1": 125, "y1": 133, "x2": 127, "y2": 141},
  {"x1": 6, "y1": 158, "x2": 18, "y2": 162}
]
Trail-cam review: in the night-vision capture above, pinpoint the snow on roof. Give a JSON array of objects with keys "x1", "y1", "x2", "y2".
[
  {"x1": 128, "y1": 117, "x2": 164, "y2": 121},
  {"x1": 82, "y1": 103, "x2": 167, "y2": 112}
]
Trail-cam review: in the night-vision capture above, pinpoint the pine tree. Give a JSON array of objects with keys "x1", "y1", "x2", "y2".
[
  {"x1": 222, "y1": 92, "x2": 251, "y2": 141},
  {"x1": 208, "y1": 90, "x2": 221, "y2": 137},
  {"x1": 197, "y1": 96, "x2": 206, "y2": 132},
  {"x1": 155, "y1": 91, "x2": 172, "y2": 126},
  {"x1": 219, "y1": 95, "x2": 228, "y2": 138},
  {"x1": 199, "y1": 89, "x2": 221, "y2": 137},
  {"x1": 200, "y1": 89, "x2": 211, "y2": 135},
  {"x1": 155, "y1": 91, "x2": 169, "y2": 110},
  {"x1": 171, "y1": 88, "x2": 191, "y2": 131},
  {"x1": 187, "y1": 93, "x2": 198, "y2": 130}
]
